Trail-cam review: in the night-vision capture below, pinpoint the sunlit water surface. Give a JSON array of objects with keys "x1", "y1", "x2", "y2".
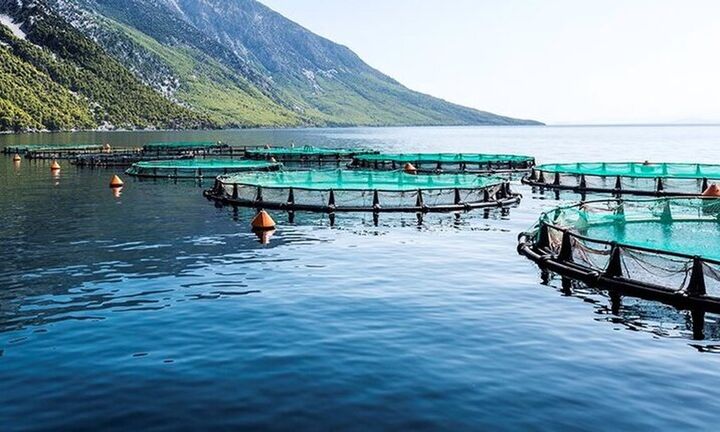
[{"x1": 2, "y1": 126, "x2": 720, "y2": 430}]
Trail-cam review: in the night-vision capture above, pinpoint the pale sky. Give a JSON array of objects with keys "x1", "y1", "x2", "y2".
[{"x1": 258, "y1": 0, "x2": 720, "y2": 125}]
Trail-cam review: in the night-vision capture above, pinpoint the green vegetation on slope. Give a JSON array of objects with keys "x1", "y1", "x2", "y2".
[
  {"x1": 111, "y1": 22, "x2": 303, "y2": 127},
  {"x1": 0, "y1": 30, "x2": 95, "y2": 131},
  {"x1": 0, "y1": 1, "x2": 213, "y2": 131}
]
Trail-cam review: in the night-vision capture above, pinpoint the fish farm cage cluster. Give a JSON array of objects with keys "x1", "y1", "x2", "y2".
[
  {"x1": 518, "y1": 197, "x2": 720, "y2": 311},
  {"x1": 204, "y1": 170, "x2": 519, "y2": 213},
  {"x1": 523, "y1": 162, "x2": 720, "y2": 196},
  {"x1": 4, "y1": 141, "x2": 264, "y2": 165},
  {"x1": 3, "y1": 144, "x2": 112, "y2": 160},
  {"x1": 8, "y1": 139, "x2": 720, "y2": 314},
  {"x1": 349, "y1": 153, "x2": 535, "y2": 174}
]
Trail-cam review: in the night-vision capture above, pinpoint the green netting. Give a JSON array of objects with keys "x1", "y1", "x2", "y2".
[
  {"x1": 246, "y1": 145, "x2": 373, "y2": 157},
  {"x1": 220, "y1": 169, "x2": 504, "y2": 192},
  {"x1": 540, "y1": 198, "x2": 720, "y2": 260},
  {"x1": 354, "y1": 153, "x2": 534, "y2": 164},
  {"x1": 143, "y1": 141, "x2": 221, "y2": 150},
  {"x1": 537, "y1": 162, "x2": 720, "y2": 179},
  {"x1": 126, "y1": 158, "x2": 280, "y2": 177}
]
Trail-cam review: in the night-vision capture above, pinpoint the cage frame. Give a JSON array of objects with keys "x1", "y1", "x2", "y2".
[
  {"x1": 125, "y1": 159, "x2": 282, "y2": 179},
  {"x1": 518, "y1": 197, "x2": 720, "y2": 312},
  {"x1": 244, "y1": 146, "x2": 377, "y2": 165},
  {"x1": 523, "y1": 162, "x2": 720, "y2": 196},
  {"x1": 349, "y1": 153, "x2": 535, "y2": 174},
  {"x1": 204, "y1": 170, "x2": 521, "y2": 213}
]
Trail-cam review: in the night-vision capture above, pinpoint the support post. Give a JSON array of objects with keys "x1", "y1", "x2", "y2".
[
  {"x1": 232, "y1": 184, "x2": 238, "y2": 199},
  {"x1": 288, "y1": 188, "x2": 295, "y2": 205},
  {"x1": 579, "y1": 174, "x2": 587, "y2": 190},
  {"x1": 536, "y1": 223, "x2": 550, "y2": 250},
  {"x1": 604, "y1": 244, "x2": 623, "y2": 278},
  {"x1": 558, "y1": 231, "x2": 574, "y2": 262},
  {"x1": 656, "y1": 177, "x2": 664, "y2": 193},
  {"x1": 687, "y1": 257, "x2": 707, "y2": 297},
  {"x1": 373, "y1": 190, "x2": 380, "y2": 210},
  {"x1": 553, "y1": 172, "x2": 561, "y2": 186},
  {"x1": 255, "y1": 186, "x2": 263, "y2": 203},
  {"x1": 614, "y1": 176, "x2": 622, "y2": 191},
  {"x1": 702, "y1": 177, "x2": 709, "y2": 193},
  {"x1": 454, "y1": 188, "x2": 462, "y2": 205},
  {"x1": 415, "y1": 189, "x2": 424, "y2": 208},
  {"x1": 328, "y1": 190, "x2": 336, "y2": 208},
  {"x1": 538, "y1": 171, "x2": 546, "y2": 184}
]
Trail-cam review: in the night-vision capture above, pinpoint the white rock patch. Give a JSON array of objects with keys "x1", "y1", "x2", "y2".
[{"x1": 0, "y1": 14, "x2": 26, "y2": 40}]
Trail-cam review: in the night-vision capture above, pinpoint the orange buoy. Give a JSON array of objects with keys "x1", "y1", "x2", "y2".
[
  {"x1": 251, "y1": 210, "x2": 276, "y2": 231},
  {"x1": 110, "y1": 175, "x2": 124, "y2": 188},
  {"x1": 702, "y1": 183, "x2": 720, "y2": 197},
  {"x1": 404, "y1": 163, "x2": 417, "y2": 174},
  {"x1": 50, "y1": 160, "x2": 61, "y2": 171},
  {"x1": 13, "y1": 154, "x2": 21, "y2": 162}
]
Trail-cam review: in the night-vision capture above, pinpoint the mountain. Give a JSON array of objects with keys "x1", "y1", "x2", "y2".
[
  {"x1": 0, "y1": 0, "x2": 541, "y2": 131},
  {"x1": 0, "y1": 1, "x2": 213, "y2": 131}
]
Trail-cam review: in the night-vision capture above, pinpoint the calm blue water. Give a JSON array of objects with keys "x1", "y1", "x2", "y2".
[{"x1": 2, "y1": 126, "x2": 720, "y2": 431}]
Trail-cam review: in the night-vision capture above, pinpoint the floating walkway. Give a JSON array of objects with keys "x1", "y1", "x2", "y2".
[
  {"x1": 126, "y1": 159, "x2": 281, "y2": 178},
  {"x1": 245, "y1": 146, "x2": 376, "y2": 165},
  {"x1": 349, "y1": 153, "x2": 535, "y2": 174},
  {"x1": 518, "y1": 197, "x2": 720, "y2": 312},
  {"x1": 204, "y1": 169, "x2": 519, "y2": 213},
  {"x1": 524, "y1": 162, "x2": 720, "y2": 196}
]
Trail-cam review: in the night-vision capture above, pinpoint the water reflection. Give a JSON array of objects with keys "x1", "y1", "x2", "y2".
[{"x1": 541, "y1": 274, "x2": 720, "y2": 352}]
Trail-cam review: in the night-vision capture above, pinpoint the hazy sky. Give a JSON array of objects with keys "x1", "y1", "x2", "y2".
[{"x1": 259, "y1": 0, "x2": 720, "y2": 125}]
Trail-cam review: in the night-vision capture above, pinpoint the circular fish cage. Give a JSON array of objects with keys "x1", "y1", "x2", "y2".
[
  {"x1": 349, "y1": 153, "x2": 535, "y2": 174},
  {"x1": 142, "y1": 141, "x2": 222, "y2": 153},
  {"x1": 245, "y1": 146, "x2": 376, "y2": 167},
  {"x1": 524, "y1": 162, "x2": 720, "y2": 196},
  {"x1": 126, "y1": 159, "x2": 282, "y2": 178},
  {"x1": 518, "y1": 197, "x2": 720, "y2": 311},
  {"x1": 204, "y1": 169, "x2": 520, "y2": 213}
]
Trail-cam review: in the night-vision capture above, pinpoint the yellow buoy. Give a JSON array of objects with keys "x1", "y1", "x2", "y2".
[
  {"x1": 50, "y1": 160, "x2": 61, "y2": 171},
  {"x1": 404, "y1": 163, "x2": 417, "y2": 174},
  {"x1": 702, "y1": 183, "x2": 720, "y2": 197},
  {"x1": 13, "y1": 154, "x2": 21, "y2": 162},
  {"x1": 109, "y1": 175, "x2": 124, "y2": 188},
  {"x1": 251, "y1": 210, "x2": 276, "y2": 231}
]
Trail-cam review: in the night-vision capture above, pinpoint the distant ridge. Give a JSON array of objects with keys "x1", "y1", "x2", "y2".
[{"x1": 0, "y1": 0, "x2": 542, "y2": 131}]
